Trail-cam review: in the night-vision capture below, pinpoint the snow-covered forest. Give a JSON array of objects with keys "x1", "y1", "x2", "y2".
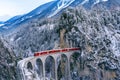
[{"x1": 0, "y1": 5, "x2": 120, "y2": 80}]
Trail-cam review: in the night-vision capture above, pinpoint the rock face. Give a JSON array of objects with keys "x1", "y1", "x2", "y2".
[{"x1": 0, "y1": 5, "x2": 120, "y2": 80}]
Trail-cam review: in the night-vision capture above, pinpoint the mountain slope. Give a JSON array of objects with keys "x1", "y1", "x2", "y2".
[
  {"x1": 0, "y1": 22, "x2": 4, "y2": 26},
  {"x1": 0, "y1": 1, "x2": 56, "y2": 32},
  {"x1": 0, "y1": 0, "x2": 120, "y2": 33},
  {"x1": 96, "y1": 0, "x2": 120, "y2": 9},
  {"x1": 0, "y1": 21, "x2": 4, "y2": 24}
]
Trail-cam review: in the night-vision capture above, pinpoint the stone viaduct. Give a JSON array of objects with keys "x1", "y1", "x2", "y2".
[{"x1": 17, "y1": 48, "x2": 80, "y2": 80}]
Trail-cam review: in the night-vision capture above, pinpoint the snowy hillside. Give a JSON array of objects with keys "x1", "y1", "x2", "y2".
[
  {"x1": 0, "y1": 0, "x2": 119, "y2": 80},
  {"x1": 0, "y1": 0, "x2": 119, "y2": 33},
  {"x1": 3, "y1": 6, "x2": 119, "y2": 80}
]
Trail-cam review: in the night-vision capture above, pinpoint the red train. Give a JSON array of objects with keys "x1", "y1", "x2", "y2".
[{"x1": 34, "y1": 48, "x2": 80, "y2": 57}]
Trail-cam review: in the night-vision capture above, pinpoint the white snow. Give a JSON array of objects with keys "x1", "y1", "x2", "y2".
[
  {"x1": 21, "y1": 18, "x2": 25, "y2": 22},
  {"x1": 38, "y1": 24, "x2": 55, "y2": 31},
  {"x1": 104, "y1": 26, "x2": 120, "y2": 57},
  {"x1": 102, "y1": 0, "x2": 108, "y2": 2},
  {"x1": 29, "y1": 16, "x2": 32, "y2": 18},
  {"x1": 93, "y1": 0, "x2": 100, "y2": 5},
  {"x1": 81, "y1": 0, "x2": 89, "y2": 5},
  {"x1": 2, "y1": 26, "x2": 9, "y2": 29},
  {"x1": 48, "y1": 0, "x2": 75, "y2": 17},
  {"x1": 48, "y1": 0, "x2": 109, "y2": 18},
  {"x1": 0, "y1": 24, "x2": 4, "y2": 27},
  {"x1": 10, "y1": 37, "x2": 14, "y2": 42}
]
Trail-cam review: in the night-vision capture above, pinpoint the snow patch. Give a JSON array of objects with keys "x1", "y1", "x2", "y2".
[
  {"x1": 81, "y1": 0, "x2": 89, "y2": 5},
  {"x1": 48, "y1": 0, "x2": 75, "y2": 17},
  {"x1": 0, "y1": 24, "x2": 4, "y2": 27},
  {"x1": 2, "y1": 26, "x2": 9, "y2": 29},
  {"x1": 102, "y1": 0, "x2": 108, "y2": 2},
  {"x1": 38, "y1": 24, "x2": 54, "y2": 31},
  {"x1": 10, "y1": 37, "x2": 14, "y2": 42},
  {"x1": 93, "y1": 0, "x2": 100, "y2": 5},
  {"x1": 21, "y1": 18, "x2": 25, "y2": 22}
]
